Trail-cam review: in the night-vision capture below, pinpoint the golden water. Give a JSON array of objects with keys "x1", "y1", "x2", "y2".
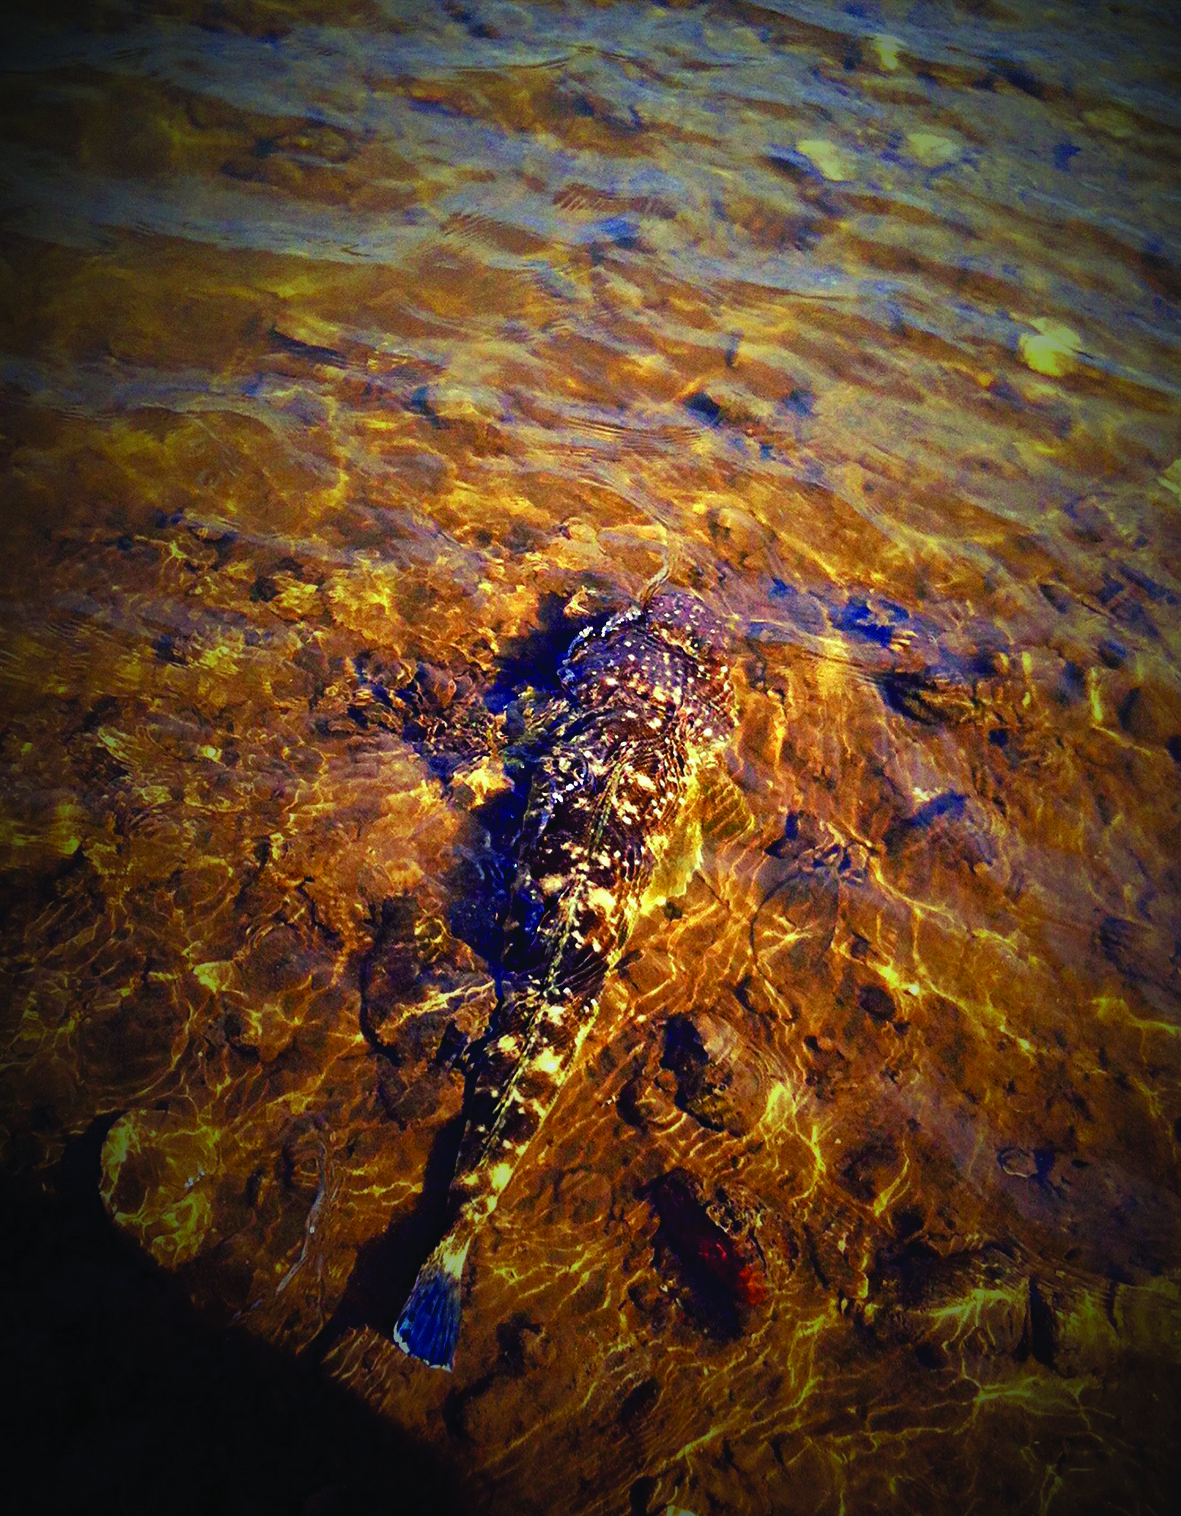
[{"x1": 2, "y1": 2, "x2": 1180, "y2": 1512}]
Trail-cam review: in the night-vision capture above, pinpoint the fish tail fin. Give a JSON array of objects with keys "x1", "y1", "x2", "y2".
[{"x1": 393, "y1": 1233, "x2": 471, "y2": 1370}]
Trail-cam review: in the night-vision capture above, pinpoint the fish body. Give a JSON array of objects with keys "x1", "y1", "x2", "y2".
[{"x1": 393, "y1": 589, "x2": 735, "y2": 1368}]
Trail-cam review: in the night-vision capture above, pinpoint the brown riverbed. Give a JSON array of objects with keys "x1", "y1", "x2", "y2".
[{"x1": 2, "y1": 2, "x2": 1180, "y2": 1513}]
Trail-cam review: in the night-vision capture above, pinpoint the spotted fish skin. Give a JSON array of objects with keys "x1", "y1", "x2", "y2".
[{"x1": 393, "y1": 589, "x2": 735, "y2": 1369}]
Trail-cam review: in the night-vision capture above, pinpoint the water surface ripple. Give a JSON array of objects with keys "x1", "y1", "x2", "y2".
[{"x1": 2, "y1": 2, "x2": 1180, "y2": 1513}]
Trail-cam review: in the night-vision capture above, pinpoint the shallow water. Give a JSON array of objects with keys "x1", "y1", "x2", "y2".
[{"x1": 2, "y1": 1, "x2": 1180, "y2": 1512}]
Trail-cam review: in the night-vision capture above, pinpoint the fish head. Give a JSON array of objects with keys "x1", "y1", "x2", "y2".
[
  {"x1": 643, "y1": 590, "x2": 737, "y2": 744},
  {"x1": 559, "y1": 590, "x2": 735, "y2": 744},
  {"x1": 641, "y1": 589, "x2": 731, "y2": 662}
]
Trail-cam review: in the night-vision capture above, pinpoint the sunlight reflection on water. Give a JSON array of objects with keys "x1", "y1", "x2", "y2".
[{"x1": 2, "y1": 1, "x2": 1180, "y2": 1512}]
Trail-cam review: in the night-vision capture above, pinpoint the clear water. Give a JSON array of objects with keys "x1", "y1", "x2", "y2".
[{"x1": 2, "y1": 3, "x2": 1180, "y2": 1512}]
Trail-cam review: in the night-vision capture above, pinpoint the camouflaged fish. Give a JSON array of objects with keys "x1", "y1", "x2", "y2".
[{"x1": 393, "y1": 589, "x2": 736, "y2": 1368}]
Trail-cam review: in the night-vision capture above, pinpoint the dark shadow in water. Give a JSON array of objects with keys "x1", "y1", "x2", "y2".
[
  {"x1": 306, "y1": 1113, "x2": 467, "y2": 1368},
  {"x1": 3, "y1": 1118, "x2": 471, "y2": 1516},
  {"x1": 483, "y1": 589, "x2": 586, "y2": 711},
  {"x1": 308, "y1": 587, "x2": 628, "y2": 1378}
]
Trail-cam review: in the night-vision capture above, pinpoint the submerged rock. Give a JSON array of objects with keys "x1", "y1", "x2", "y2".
[
  {"x1": 659, "y1": 1010, "x2": 762, "y2": 1136},
  {"x1": 643, "y1": 1169, "x2": 767, "y2": 1341}
]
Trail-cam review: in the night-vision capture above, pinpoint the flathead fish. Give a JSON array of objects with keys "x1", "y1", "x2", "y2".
[{"x1": 393, "y1": 588, "x2": 735, "y2": 1368}]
